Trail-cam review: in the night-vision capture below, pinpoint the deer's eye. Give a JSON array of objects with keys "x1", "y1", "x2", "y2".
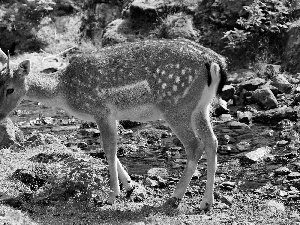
[{"x1": 6, "y1": 89, "x2": 14, "y2": 95}]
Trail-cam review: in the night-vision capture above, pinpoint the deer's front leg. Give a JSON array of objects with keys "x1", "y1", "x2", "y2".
[{"x1": 96, "y1": 116, "x2": 120, "y2": 204}]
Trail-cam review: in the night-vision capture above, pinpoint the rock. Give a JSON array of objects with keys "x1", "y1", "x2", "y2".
[
  {"x1": 292, "y1": 93, "x2": 300, "y2": 106},
  {"x1": 79, "y1": 128, "x2": 101, "y2": 138},
  {"x1": 220, "y1": 181, "x2": 236, "y2": 190},
  {"x1": 239, "y1": 78, "x2": 266, "y2": 91},
  {"x1": 145, "y1": 177, "x2": 159, "y2": 187},
  {"x1": 265, "y1": 200, "x2": 285, "y2": 212},
  {"x1": 102, "y1": 19, "x2": 133, "y2": 46},
  {"x1": 220, "y1": 195, "x2": 233, "y2": 206},
  {"x1": 239, "y1": 146, "x2": 272, "y2": 164},
  {"x1": 292, "y1": 179, "x2": 300, "y2": 190},
  {"x1": 260, "y1": 129, "x2": 274, "y2": 137},
  {"x1": 81, "y1": 2, "x2": 122, "y2": 46},
  {"x1": 270, "y1": 74, "x2": 293, "y2": 94},
  {"x1": 277, "y1": 119, "x2": 294, "y2": 130},
  {"x1": 277, "y1": 140, "x2": 289, "y2": 146},
  {"x1": 0, "y1": 118, "x2": 24, "y2": 149},
  {"x1": 287, "y1": 172, "x2": 300, "y2": 180},
  {"x1": 214, "y1": 98, "x2": 229, "y2": 116},
  {"x1": 236, "y1": 141, "x2": 251, "y2": 152},
  {"x1": 260, "y1": 83, "x2": 279, "y2": 96},
  {"x1": 292, "y1": 161, "x2": 300, "y2": 171},
  {"x1": 227, "y1": 69, "x2": 257, "y2": 84},
  {"x1": 156, "y1": 13, "x2": 197, "y2": 40},
  {"x1": 237, "y1": 111, "x2": 252, "y2": 124},
  {"x1": 260, "y1": 64, "x2": 281, "y2": 79},
  {"x1": 283, "y1": 18, "x2": 300, "y2": 73},
  {"x1": 117, "y1": 144, "x2": 138, "y2": 156},
  {"x1": 274, "y1": 167, "x2": 291, "y2": 176},
  {"x1": 252, "y1": 106, "x2": 299, "y2": 124},
  {"x1": 119, "y1": 120, "x2": 141, "y2": 129},
  {"x1": 219, "y1": 134, "x2": 235, "y2": 145},
  {"x1": 77, "y1": 142, "x2": 88, "y2": 149},
  {"x1": 129, "y1": 0, "x2": 196, "y2": 23},
  {"x1": 252, "y1": 88, "x2": 278, "y2": 109},
  {"x1": 219, "y1": 114, "x2": 233, "y2": 122},
  {"x1": 227, "y1": 121, "x2": 250, "y2": 129},
  {"x1": 147, "y1": 167, "x2": 169, "y2": 179},
  {"x1": 221, "y1": 85, "x2": 235, "y2": 101},
  {"x1": 279, "y1": 129, "x2": 299, "y2": 141}
]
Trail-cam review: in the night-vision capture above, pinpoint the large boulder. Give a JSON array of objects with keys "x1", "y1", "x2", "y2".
[
  {"x1": 80, "y1": 2, "x2": 122, "y2": 46},
  {"x1": 252, "y1": 88, "x2": 278, "y2": 110},
  {"x1": 270, "y1": 74, "x2": 293, "y2": 94},
  {"x1": 282, "y1": 19, "x2": 300, "y2": 73}
]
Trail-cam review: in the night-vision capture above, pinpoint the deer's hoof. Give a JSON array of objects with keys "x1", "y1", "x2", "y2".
[
  {"x1": 164, "y1": 197, "x2": 181, "y2": 209},
  {"x1": 199, "y1": 198, "x2": 213, "y2": 211}
]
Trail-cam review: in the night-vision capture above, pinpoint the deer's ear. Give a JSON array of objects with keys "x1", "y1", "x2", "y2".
[{"x1": 18, "y1": 60, "x2": 30, "y2": 76}]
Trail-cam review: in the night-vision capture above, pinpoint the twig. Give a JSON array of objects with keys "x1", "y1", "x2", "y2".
[{"x1": 42, "y1": 46, "x2": 77, "y2": 62}]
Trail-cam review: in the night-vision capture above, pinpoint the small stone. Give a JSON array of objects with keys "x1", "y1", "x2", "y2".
[
  {"x1": 228, "y1": 121, "x2": 250, "y2": 129},
  {"x1": 277, "y1": 140, "x2": 289, "y2": 146},
  {"x1": 221, "y1": 85, "x2": 235, "y2": 101},
  {"x1": 219, "y1": 114, "x2": 232, "y2": 122},
  {"x1": 265, "y1": 200, "x2": 285, "y2": 212},
  {"x1": 237, "y1": 111, "x2": 252, "y2": 124},
  {"x1": 77, "y1": 142, "x2": 88, "y2": 149},
  {"x1": 287, "y1": 172, "x2": 300, "y2": 180},
  {"x1": 220, "y1": 181, "x2": 236, "y2": 190},
  {"x1": 236, "y1": 141, "x2": 251, "y2": 152},
  {"x1": 240, "y1": 146, "x2": 272, "y2": 164},
  {"x1": 220, "y1": 195, "x2": 234, "y2": 206},
  {"x1": 260, "y1": 129, "x2": 274, "y2": 137},
  {"x1": 274, "y1": 167, "x2": 291, "y2": 176}
]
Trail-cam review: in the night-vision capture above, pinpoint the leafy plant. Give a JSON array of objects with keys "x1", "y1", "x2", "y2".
[
  {"x1": 222, "y1": 0, "x2": 292, "y2": 63},
  {"x1": 0, "y1": 0, "x2": 56, "y2": 53}
]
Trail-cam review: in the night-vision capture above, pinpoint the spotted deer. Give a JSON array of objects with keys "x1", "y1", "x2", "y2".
[{"x1": 0, "y1": 39, "x2": 227, "y2": 210}]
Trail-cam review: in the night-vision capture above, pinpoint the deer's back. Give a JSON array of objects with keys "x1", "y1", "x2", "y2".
[{"x1": 60, "y1": 39, "x2": 224, "y2": 118}]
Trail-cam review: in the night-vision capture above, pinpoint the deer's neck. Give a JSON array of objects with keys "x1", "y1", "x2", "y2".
[{"x1": 24, "y1": 71, "x2": 62, "y2": 103}]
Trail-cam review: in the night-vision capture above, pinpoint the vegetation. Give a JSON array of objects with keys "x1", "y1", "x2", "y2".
[{"x1": 222, "y1": 0, "x2": 293, "y2": 64}]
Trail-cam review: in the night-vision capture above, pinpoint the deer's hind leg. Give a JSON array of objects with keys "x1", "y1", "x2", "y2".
[
  {"x1": 163, "y1": 110, "x2": 205, "y2": 208},
  {"x1": 193, "y1": 106, "x2": 218, "y2": 210}
]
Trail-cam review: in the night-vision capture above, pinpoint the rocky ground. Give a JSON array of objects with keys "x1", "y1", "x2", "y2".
[{"x1": 0, "y1": 61, "x2": 300, "y2": 224}]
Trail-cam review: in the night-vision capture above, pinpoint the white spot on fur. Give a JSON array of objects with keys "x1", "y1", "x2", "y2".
[
  {"x1": 158, "y1": 78, "x2": 162, "y2": 83},
  {"x1": 181, "y1": 69, "x2": 186, "y2": 75},
  {"x1": 173, "y1": 85, "x2": 178, "y2": 92},
  {"x1": 169, "y1": 74, "x2": 173, "y2": 79},
  {"x1": 188, "y1": 75, "x2": 193, "y2": 83},
  {"x1": 161, "y1": 70, "x2": 166, "y2": 76},
  {"x1": 175, "y1": 76, "x2": 180, "y2": 83},
  {"x1": 167, "y1": 91, "x2": 172, "y2": 96},
  {"x1": 156, "y1": 68, "x2": 160, "y2": 74},
  {"x1": 162, "y1": 83, "x2": 167, "y2": 89},
  {"x1": 176, "y1": 64, "x2": 180, "y2": 69}
]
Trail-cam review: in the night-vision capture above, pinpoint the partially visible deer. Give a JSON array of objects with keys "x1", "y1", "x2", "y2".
[{"x1": 0, "y1": 39, "x2": 227, "y2": 210}]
